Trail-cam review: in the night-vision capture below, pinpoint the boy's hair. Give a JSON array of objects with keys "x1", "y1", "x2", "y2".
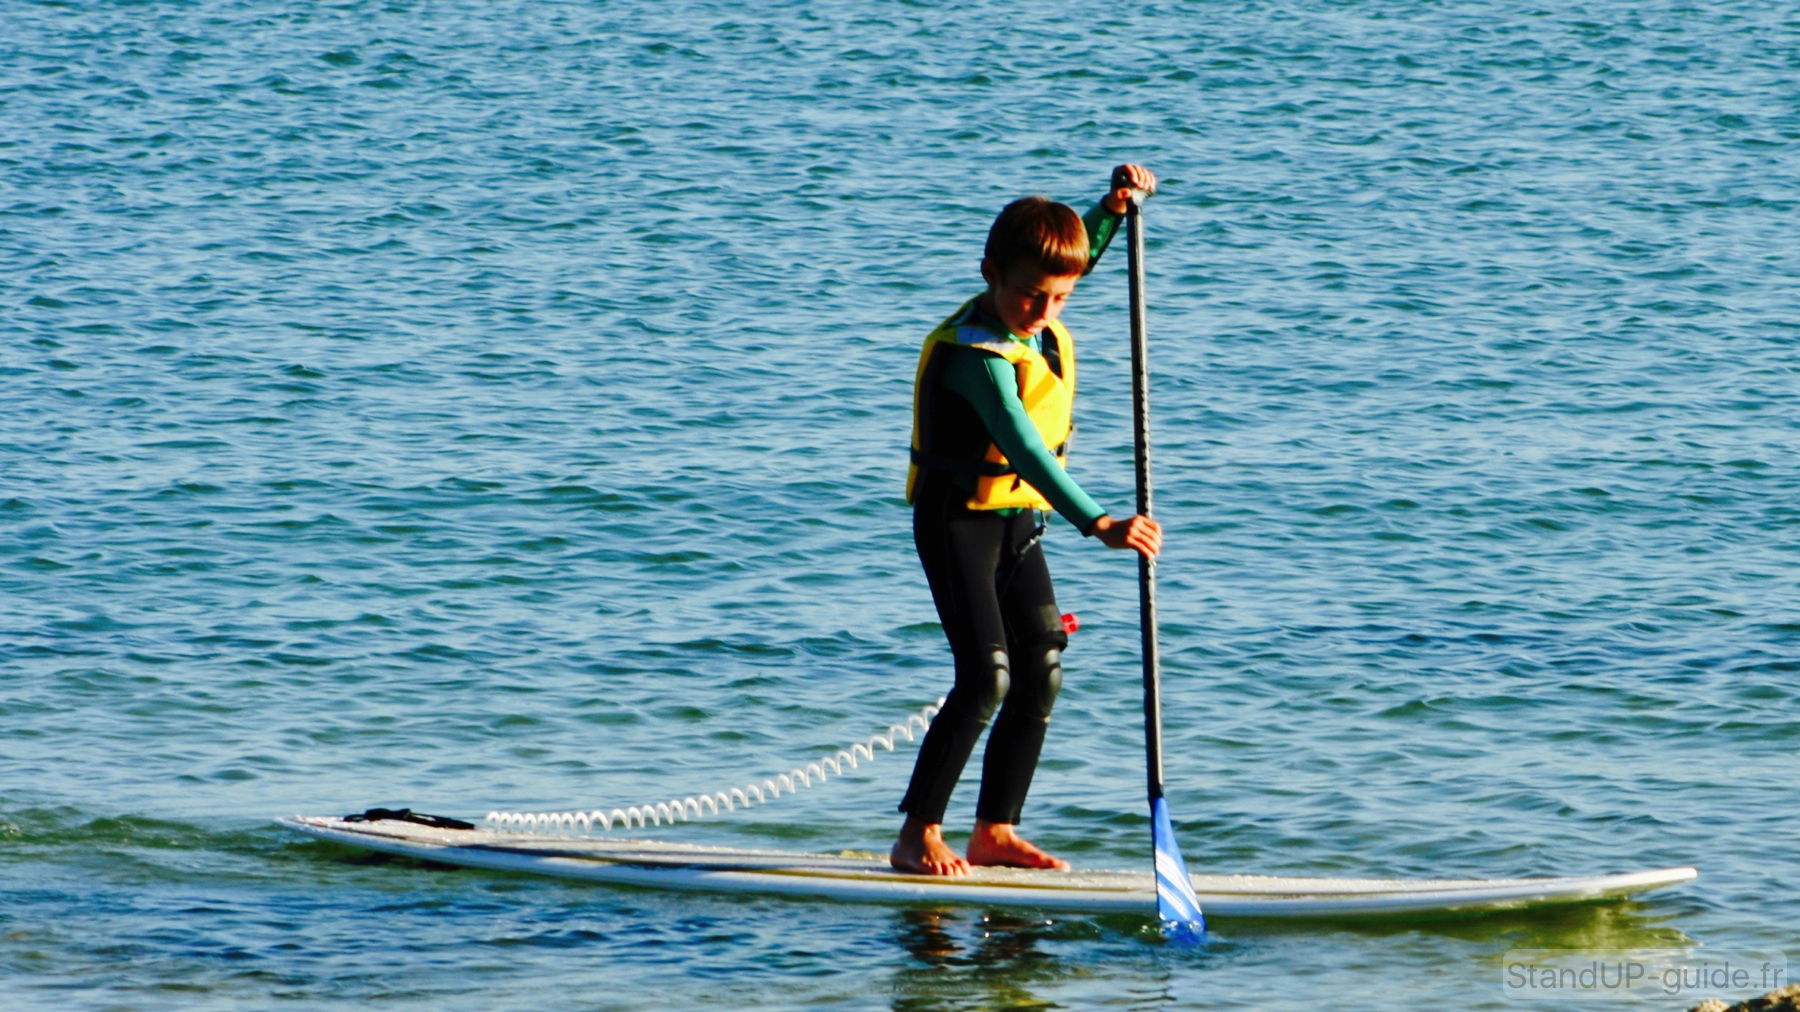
[{"x1": 984, "y1": 196, "x2": 1089, "y2": 278}]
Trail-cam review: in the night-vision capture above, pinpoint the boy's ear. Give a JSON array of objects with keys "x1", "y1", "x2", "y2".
[{"x1": 979, "y1": 258, "x2": 997, "y2": 288}]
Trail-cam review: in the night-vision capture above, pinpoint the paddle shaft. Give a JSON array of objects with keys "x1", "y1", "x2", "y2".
[{"x1": 1124, "y1": 192, "x2": 1166, "y2": 804}]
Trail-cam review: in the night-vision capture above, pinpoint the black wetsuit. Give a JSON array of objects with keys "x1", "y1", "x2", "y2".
[
  {"x1": 901, "y1": 473, "x2": 1069, "y2": 825},
  {"x1": 900, "y1": 200, "x2": 1123, "y2": 824},
  {"x1": 898, "y1": 198, "x2": 1122, "y2": 825}
]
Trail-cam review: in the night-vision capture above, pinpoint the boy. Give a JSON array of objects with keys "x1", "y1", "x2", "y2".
[{"x1": 895, "y1": 164, "x2": 1162, "y2": 876}]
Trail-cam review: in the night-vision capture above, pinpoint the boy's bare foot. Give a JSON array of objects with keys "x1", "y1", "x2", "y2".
[
  {"x1": 891, "y1": 818, "x2": 970, "y2": 876},
  {"x1": 966, "y1": 820, "x2": 1071, "y2": 871}
]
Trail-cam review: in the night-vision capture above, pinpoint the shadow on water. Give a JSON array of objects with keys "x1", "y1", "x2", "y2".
[
  {"x1": 880, "y1": 897, "x2": 1692, "y2": 1009},
  {"x1": 890, "y1": 906, "x2": 1109, "y2": 1010},
  {"x1": 887, "y1": 905, "x2": 1238, "y2": 1010},
  {"x1": 1220, "y1": 897, "x2": 1695, "y2": 948}
]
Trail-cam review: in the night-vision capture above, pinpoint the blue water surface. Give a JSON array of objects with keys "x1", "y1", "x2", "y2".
[{"x1": 4, "y1": 1, "x2": 1795, "y2": 1008}]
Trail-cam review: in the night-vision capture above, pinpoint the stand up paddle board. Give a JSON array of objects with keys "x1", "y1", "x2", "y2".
[{"x1": 276, "y1": 813, "x2": 1695, "y2": 920}]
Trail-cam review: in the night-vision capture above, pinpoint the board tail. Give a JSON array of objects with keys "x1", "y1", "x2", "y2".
[{"x1": 1151, "y1": 797, "x2": 1206, "y2": 942}]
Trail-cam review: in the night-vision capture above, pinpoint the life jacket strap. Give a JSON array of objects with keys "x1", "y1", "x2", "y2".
[
  {"x1": 910, "y1": 448, "x2": 1013, "y2": 477},
  {"x1": 909, "y1": 445, "x2": 1070, "y2": 478}
]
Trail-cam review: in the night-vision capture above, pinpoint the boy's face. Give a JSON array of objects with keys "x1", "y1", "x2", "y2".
[{"x1": 981, "y1": 260, "x2": 1081, "y2": 338}]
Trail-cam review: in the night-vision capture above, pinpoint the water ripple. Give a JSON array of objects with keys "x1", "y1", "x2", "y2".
[{"x1": 5, "y1": 0, "x2": 1796, "y2": 1006}]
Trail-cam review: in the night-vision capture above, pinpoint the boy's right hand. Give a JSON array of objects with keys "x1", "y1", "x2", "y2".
[
  {"x1": 1105, "y1": 164, "x2": 1157, "y2": 214},
  {"x1": 1093, "y1": 513, "x2": 1162, "y2": 558}
]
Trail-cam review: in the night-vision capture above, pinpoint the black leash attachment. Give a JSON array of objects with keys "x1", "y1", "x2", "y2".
[
  {"x1": 343, "y1": 807, "x2": 476, "y2": 831},
  {"x1": 996, "y1": 514, "x2": 1048, "y2": 597}
]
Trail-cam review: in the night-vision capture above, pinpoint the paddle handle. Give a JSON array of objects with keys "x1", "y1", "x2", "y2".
[{"x1": 1124, "y1": 190, "x2": 1166, "y2": 804}]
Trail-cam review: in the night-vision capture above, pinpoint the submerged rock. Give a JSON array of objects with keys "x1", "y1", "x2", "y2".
[{"x1": 1690, "y1": 982, "x2": 1800, "y2": 1012}]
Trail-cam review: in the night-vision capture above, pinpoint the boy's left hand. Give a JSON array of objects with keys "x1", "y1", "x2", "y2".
[
  {"x1": 1092, "y1": 513, "x2": 1163, "y2": 558},
  {"x1": 1104, "y1": 164, "x2": 1157, "y2": 214}
]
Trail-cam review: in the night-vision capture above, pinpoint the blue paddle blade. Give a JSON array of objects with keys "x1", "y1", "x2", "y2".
[{"x1": 1151, "y1": 797, "x2": 1207, "y2": 942}]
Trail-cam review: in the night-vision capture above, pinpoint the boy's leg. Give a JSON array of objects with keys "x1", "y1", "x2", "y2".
[
  {"x1": 969, "y1": 516, "x2": 1070, "y2": 869},
  {"x1": 894, "y1": 491, "x2": 1014, "y2": 873}
]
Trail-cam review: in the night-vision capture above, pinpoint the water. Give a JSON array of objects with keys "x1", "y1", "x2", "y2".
[{"x1": 4, "y1": 0, "x2": 1795, "y2": 1007}]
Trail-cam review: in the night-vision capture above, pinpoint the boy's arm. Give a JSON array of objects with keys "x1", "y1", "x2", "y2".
[
  {"x1": 944, "y1": 349, "x2": 1108, "y2": 534},
  {"x1": 1083, "y1": 163, "x2": 1156, "y2": 273},
  {"x1": 1081, "y1": 202, "x2": 1122, "y2": 274}
]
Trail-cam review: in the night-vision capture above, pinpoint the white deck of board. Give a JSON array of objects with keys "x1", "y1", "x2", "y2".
[{"x1": 276, "y1": 815, "x2": 1696, "y2": 919}]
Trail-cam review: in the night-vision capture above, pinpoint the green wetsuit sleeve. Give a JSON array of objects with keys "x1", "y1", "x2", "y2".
[
  {"x1": 1082, "y1": 202, "x2": 1122, "y2": 274},
  {"x1": 943, "y1": 349, "x2": 1108, "y2": 534}
]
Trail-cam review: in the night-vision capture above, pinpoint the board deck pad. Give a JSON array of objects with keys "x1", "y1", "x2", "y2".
[{"x1": 277, "y1": 815, "x2": 1695, "y2": 919}]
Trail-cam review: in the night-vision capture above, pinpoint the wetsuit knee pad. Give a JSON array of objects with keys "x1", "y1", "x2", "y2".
[
  {"x1": 952, "y1": 645, "x2": 1011, "y2": 717},
  {"x1": 1014, "y1": 644, "x2": 1064, "y2": 716},
  {"x1": 1038, "y1": 646, "x2": 1064, "y2": 699}
]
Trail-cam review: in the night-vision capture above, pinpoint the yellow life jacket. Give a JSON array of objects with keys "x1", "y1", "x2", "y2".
[{"x1": 906, "y1": 300, "x2": 1076, "y2": 512}]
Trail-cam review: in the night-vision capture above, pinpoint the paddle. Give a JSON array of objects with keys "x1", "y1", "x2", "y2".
[{"x1": 1121, "y1": 173, "x2": 1207, "y2": 943}]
